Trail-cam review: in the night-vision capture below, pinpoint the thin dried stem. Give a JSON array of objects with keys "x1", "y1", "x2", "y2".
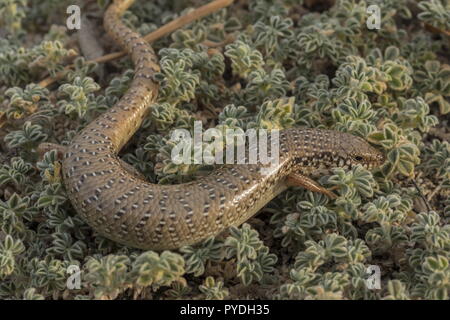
[
  {"x1": 38, "y1": 0, "x2": 235, "y2": 88},
  {"x1": 412, "y1": 178, "x2": 432, "y2": 212},
  {"x1": 424, "y1": 23, "x2": 450, "y2": 37}
]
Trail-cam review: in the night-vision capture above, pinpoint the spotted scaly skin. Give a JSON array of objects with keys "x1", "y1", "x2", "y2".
[{"x1": 62, "y1": 0, "x2": 385, "y2": 250}]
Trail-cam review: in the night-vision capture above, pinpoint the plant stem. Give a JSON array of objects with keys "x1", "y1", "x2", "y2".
[{"x1": 38, "y1": 0, "x2": 235, "y2": 88}]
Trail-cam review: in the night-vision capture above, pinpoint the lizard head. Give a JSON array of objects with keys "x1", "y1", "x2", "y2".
[
  {"x1": 287, "y1": 129, "x2": 385, "y2": 172},
  {"x1": 335, "y1": 132, "x2": 385, "y2": 170}
]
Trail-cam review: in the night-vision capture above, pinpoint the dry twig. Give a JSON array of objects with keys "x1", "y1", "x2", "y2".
[{"x1": 38, "y1": 0, "x2": 234, "y2": 88}]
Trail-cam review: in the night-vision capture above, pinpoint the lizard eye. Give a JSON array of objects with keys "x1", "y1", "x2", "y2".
[{"x1": 354, "y1": 155, "x2": 363, "y2": 161}]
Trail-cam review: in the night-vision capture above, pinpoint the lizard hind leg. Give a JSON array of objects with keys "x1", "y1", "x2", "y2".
[
  {"x1": 117, "y1": 158, "x2": 147, "y2": 180},
  {"x1": 37, "y1": 143, "x2": 67, "y2": 158}
]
